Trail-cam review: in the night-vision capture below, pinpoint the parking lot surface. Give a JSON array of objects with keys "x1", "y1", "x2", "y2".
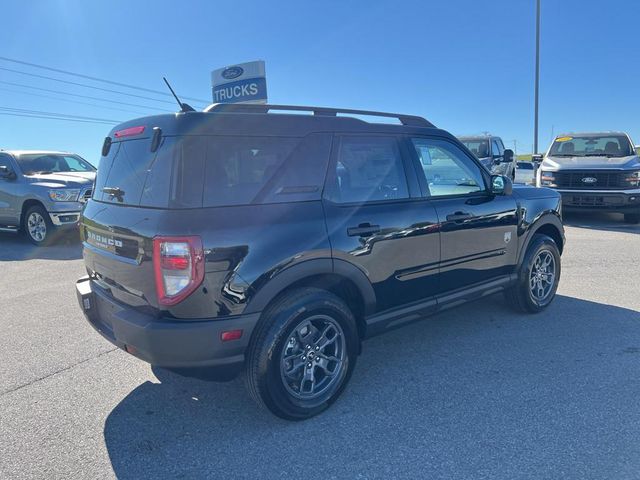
[{"x1": 1, "y1": 213, "x2": 639, "y2": 480}]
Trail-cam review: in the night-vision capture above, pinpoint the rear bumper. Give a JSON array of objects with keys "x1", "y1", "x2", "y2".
[
  {"x1": 558, "y1": 189, "x2": 640, "y2": 212},
  {"x1": 75, "y1": 276, "x2": 259, "y2": 378}
]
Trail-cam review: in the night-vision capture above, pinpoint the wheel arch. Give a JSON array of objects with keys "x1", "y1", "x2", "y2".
[
  {"x1": 518, "y1": 213, "x2": 564, "y2": 266},
  {"x1": 20, "y1": 199, "x2": 47, "y2": 227},
  {"x1": 244, "y1": 258, "x2": 377, "y2": 342}
]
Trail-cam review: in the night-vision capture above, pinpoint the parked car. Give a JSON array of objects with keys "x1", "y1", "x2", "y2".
[
  {"x1": 536, "y1": 132, "x2": 640, "y2": 223},
  {"x1": 76, "y1": 104, "x2": 565, "y2": 420},
  {"x1": 515, "y1": 161, "x2": 535, "y2": 184},
  {"x1": 0, "y1": 150, "x2": 96, "y2": 244},
  {"x1": 458, "y1": 135, "x2": 516, "y2": 179}
]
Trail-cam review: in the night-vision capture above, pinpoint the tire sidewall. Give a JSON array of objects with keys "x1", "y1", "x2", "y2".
[
  {"x1": 252, "y1": 290, "x2": 358, "y2": 420},
  {"x1": 520, "y1": 235, "x2": 561, "y2": 312},
  {"x1": 23, "y1": 205, "x2": 53, "y2": 246}
]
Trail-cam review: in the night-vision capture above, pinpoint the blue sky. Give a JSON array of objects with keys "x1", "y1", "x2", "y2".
[{"x1": 1, "y1": 0, "x2": 639, "y2": 163}]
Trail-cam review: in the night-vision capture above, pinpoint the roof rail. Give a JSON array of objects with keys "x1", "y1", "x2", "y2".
[{"x1": 203, "y1": 103, "x2": 434, "y2": 127}]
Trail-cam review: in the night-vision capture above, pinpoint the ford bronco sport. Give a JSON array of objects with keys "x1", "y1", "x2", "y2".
[{"x1": 76, "y1": 104, "x2": 564, "y2": 419}]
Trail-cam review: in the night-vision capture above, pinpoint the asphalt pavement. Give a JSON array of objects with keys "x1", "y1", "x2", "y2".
[{"x1": 0, "y1": 212, "x2": 639, "y2": 479}]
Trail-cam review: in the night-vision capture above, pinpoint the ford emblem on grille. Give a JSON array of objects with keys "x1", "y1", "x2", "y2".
[{"x1": 581, "y1": 177, "x2": 597, "y2": 184}]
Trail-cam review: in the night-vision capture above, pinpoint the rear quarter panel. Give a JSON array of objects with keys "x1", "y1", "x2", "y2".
[{"x1": 157, "y1": 201, "x2": 332, "y2": 319}]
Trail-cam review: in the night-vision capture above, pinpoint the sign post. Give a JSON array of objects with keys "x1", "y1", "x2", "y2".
[{"x1": 211, "y1": 60, "x2": 267, "y2": 104}]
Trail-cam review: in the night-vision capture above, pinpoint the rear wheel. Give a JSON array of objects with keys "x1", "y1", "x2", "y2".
[
  {"x1": 23, "y1": 205, "x2": 53, "y2": 246},
  {"x1": 506, "y1": 234, "x2": 561, "y2": 313},
  {"x1": 624, "y1": 213, "x2": 640, "y2": 224},
  {"x1": 245, "y1": 288, "x2": 358, "y2": 420}
]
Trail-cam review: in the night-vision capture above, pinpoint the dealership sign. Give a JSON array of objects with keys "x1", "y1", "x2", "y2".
[{"x1": 211, "y1": 60, "x2": 267, "y2": 104}]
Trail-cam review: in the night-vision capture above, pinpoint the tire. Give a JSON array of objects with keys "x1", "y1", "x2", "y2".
[
  {"x1": 506, "y1": 234, "x2": 561, "y2": 313},
  {"x1": 245, "y1": 287, "x2": 359, "y2": 420},
  {"x1": 624, "y1": 213, "x2": 640, "y2": 224},
  {"x1": 23, "y1": 205, "x2": 54, "y2": 246}
]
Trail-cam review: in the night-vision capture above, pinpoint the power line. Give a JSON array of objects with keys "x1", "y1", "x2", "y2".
[
  {"x1": 0, "y1": 56, "x2": 210, "y2": 104},
  {"x1": 0, "y1": 80, "x2": 173, "y2": 112},
  {"x1": 0, "y1": 112, "x2": 117, "y2": 126},
  {"x1": 0, "y1": 66, "x2": 184, "y2": 106},
  {"x1": 0, "y1": 106, "x2": 121, "y2": 123},
  {"x1": 0, "y1": 87, "x2": 151, "y2": 116}
]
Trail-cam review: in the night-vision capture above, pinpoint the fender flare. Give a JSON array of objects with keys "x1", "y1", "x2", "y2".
[
  {"x1": 517, "y1": 212, "x2": 564, "y2": 267},
  {"x1": 244, "y1": 258, "x2": 377, "y2": 316}
]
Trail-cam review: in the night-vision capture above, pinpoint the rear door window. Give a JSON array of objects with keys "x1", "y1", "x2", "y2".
[{"x1": 200, "y1": 133, "x2": 331, "y2": 207}]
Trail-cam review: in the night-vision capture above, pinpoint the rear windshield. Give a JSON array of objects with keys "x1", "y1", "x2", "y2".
[
  {"x1": 93, "y1": 133, "x2": 332, "y2": 208},
  {"x1": 549, "y1": 135, "x2": 633, "y2": 157},
  {"x1": 460, "y1": 139, "x2": 490, "y2": 158}
]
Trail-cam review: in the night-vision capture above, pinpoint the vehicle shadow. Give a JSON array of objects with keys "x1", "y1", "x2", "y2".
[
  {"x1": 563, "y1": 211, "x2": 640, "y2": 234},
  {"x1": 103, "y1": 295, "x2": 640, "y2": 479},
  {"x1": 0, "y1": 231, "x2": 82, "y2": 261}
]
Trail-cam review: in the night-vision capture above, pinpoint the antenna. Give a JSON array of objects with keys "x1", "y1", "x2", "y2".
[{"x1": 162, "y1": 77, "x2": 195, "y2": 112}]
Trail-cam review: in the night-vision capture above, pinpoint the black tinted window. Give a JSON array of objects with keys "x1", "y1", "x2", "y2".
[
  {"x1": 200, "y1": 133, "x2": 331, "y2": 208},
  {"x1": 95, "y1": 138, "x2": 172, "y2": 207},
  {"x1": 326, "y1": 136, "x2": 408, "y2": 203}
]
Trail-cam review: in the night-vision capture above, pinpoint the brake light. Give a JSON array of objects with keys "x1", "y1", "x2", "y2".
[
  {"x1": 153, "y1": 236, "x2": 204, "y2": 306},
  {"x1": 114, "y1": 126, "x2": 145, "y2": 138}
]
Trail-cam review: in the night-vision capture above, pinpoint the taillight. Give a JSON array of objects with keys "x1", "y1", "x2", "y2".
[{"x1": 153, "y1": 236, "x2": 204, "y2": 306}]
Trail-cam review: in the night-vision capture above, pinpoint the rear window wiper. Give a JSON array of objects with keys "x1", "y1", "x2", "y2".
[{"x1": 102, "y1": 186, "x2": 125, "y2": 199}]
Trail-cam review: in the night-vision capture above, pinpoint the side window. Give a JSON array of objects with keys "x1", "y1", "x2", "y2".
[
  {"x1": 201, "y1": 134, "x2": 331, "y2": 208},
  {"x1": 491, "y1": 140, "x2": 502, "y2": 157},
  {"x1": 326, "y1": 136, "x2": 409, "y2": 203},
  {"x1": 411, "y1": 138, "x2": 486, "y2": 197}
]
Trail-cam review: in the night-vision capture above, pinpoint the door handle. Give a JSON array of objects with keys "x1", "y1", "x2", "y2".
[
  {"x1": 446, "y1": 211, "x2": 473, "y2": 222},
  {"x1": 347, "y1": 223, "x2": 381, "y2": 237}
]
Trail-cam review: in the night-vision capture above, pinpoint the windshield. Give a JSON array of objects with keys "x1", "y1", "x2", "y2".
[
  {"x1": 548, "y1": 135, "x2": 633, "y2": 157},
  {"x1": 17, "y1": 153, "x2": 95, "y2": 175},
  {"x1": 460, "y1": 139, "x2": 490, "y2": 158}
]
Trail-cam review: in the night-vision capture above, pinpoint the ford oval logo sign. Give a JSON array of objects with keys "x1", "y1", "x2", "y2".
[
  {"x1": 222, "y1": 66, "x2": 243, "y2": 80},
  {"x1": 581, "y1": 177, "x2": 597, "y2": 184}
]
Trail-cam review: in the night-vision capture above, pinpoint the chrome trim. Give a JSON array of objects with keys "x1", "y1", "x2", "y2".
[
  {"x1": 556, "y1": 188, "x2": 640, "y2": 194},
  {"x1": 49, "y1": 212, "x2": 80, "y2": 226}
]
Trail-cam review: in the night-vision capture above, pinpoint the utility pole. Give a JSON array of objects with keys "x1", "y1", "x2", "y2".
[
  {"x1": 534, "y1": 0, "x2": 540, "y2": 154},
  {"x1": 512, "y1": 139, "x2": 517, "y2": 156}
]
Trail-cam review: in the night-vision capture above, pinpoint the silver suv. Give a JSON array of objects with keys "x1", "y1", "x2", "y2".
[
  {"x1": 0, "y1": 150, "x2": 96, "y2": 245},
  {"x1": 535, "y1": 132, "x2": 640, "y2": 224}
]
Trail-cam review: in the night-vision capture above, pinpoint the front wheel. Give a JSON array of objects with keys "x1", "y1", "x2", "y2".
[
  {"x1": 245, "y1": 288, "x2": 359, "y2": 420},
  {"x1": 23, "y1": 205, "x2": 54, "y2": 246},
  {"x1": 506, "y1": 234, "x2": 561, "y2": 313}
]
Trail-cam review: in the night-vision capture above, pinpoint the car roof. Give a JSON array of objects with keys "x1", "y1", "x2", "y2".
[
  {"x1": 554, "y1": 131, "x2": 629, "y2": 138},
  {"x1": 106, "y1": 104, "x2": 453, "y2": 140},
  {"x1": 1, "y1": 150, "x2": 75, "y2": 156},
  {"x1": 457, "y1": 135, "x2": 498, "y2": 141}
]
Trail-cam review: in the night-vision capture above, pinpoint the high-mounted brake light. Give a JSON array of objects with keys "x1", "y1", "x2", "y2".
[
  {"x1": 114, "y1": 126, "x2": 145, "y2": 138},
  {"x1": 153, "y1": 236, "x2": 205, "y2": 306}
]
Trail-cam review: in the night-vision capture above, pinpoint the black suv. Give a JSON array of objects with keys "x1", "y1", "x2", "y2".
[{"x1": 76, "y1": 104, "x2": 564, "y2": 420}]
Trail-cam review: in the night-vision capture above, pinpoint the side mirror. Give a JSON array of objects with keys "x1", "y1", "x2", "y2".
[
  {"x1": 531, "y1": 154, "x2": 543, "y2": 163},
  {"x1": 0, "y1": 165, "x2": 15, "y2": 179},
  {"x1": 491, "y1": 175, "x2": 513, "y2": 195},
  {"x1": 503, "y1": 149, "x2": 514, "y2": 163}
]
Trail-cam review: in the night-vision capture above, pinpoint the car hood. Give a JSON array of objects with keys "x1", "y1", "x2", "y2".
[
  {"x1": 543, "y1": 154, "x2": 640, "y2": 170},
  {"x1": 512, "y1": 184, "x2": 559, "y2": 199},
  {"x1": 25, "y1": 171, "x2": 96, "y2": 188}
]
